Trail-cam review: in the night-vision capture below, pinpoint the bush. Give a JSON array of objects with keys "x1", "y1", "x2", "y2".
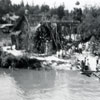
[
  {"x1": 0, "y1": 51, "x2": 42, "y2": 69},
  {"x1": 1, "y1": 53, "x2": 16, "y2": 68},
  {"x1": 16, "y1": 56, "x2": 29, "y2": 69},
  {"x1": 28, "y1": 58, "x2": 42, "y2": 69}
]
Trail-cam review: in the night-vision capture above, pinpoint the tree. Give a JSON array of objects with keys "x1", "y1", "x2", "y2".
[
  {"x1": 16, "y1": 0, "x2": 25, "y2": 16},
  {"x1": 26, "y1": 3, "x2": 30, "y2": 10},
  {"x1": 12, "y1": 4, "x2": 20, "y2": 13},
  {"x1": 72, "y1": 8, "x2": 82, "y2": 22},
  {"x1": 28, "y1": 6, "x2": 34, "y2": 14},
  {"x1": 77, "y1": 6, "x2": 100, "y2": 41},
  {"x1": 17, "y1": 7, "x2": 25, "y2": 16},
  {"x1": 62, "y1": 10, "x2": 69, "y2": 20},
  {"x1": 50, "y1": 8, "x2": 57, "y2": 16},
  {"x1": 41, "y1": 4, "x2": 50, "y2": 13},
  {"x1": 32, "y1": 5, "x2": 40, "y2": 14},
  {"x1": 20, "y1": 0, "x2": 24, "y2": 7},
  {"x1": 57, "y1": 5, "x2": 65, "y2": 20},
  {"x1": 0, "y1": 0, "x2": 12, "y2": 15}
]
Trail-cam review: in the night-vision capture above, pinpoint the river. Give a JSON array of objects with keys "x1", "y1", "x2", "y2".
[{"x1": 0, "y1": 68, "x2": 100, "y2": 100}]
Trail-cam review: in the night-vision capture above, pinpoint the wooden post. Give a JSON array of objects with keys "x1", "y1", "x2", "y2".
[{"x1": 45, "y1": 40, "x2": 48, "y2": 55}]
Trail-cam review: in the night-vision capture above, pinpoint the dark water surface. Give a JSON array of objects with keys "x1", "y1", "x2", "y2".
[{"x1": 0, "y1": 68, "x2": 100, "y2": 100}]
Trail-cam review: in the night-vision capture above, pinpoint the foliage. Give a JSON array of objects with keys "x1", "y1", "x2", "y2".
[
  {"x1": 0, "y1": 0, "x2": 12, "y2": 16},
  {"x1": 50, "y1": 8, "x2": 57, "y2": 16},
  {"x1": 41, "y1": 4, "x2": 50, "y2": 12},
  {"x1": 1, "y1": 53, "x2": 16, "y2": 68},
  {"x1": 0, "y1": 0, "x2": 80, "y2": 21},
  {"x1": 57, "y1": 5, "x2": 65, "y2": 20},
  {"x1": 33, "y1": 23, "x2": 52, "y2": 53},
  {"x1": 77, "y1": 6, "x2": 100, "y2": 40},
  {"x1": 1, "y1": 0, "x2": 100, "y2": 55},
  {"x1": 28, "y1": 58, "x2": 42, "y2": 69},
  {"x1": 72, "y1": 8, "x2": 82, "y2": 22},
  {"x1": 0, "y1": 52, "x2": 42, "y2": 69}
]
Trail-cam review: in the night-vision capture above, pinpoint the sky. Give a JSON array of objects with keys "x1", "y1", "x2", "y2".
[{"x1": 11, "y1": 0, "x2": 100, "y2": 10}]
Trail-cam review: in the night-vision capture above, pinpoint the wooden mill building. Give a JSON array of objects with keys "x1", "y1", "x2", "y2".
[
  {"x1": 11, "y1": 16, "x2": 80, "y2": 54},
  {"x1": 11, "y1": 15, "x2": 30, "y2": 50}
]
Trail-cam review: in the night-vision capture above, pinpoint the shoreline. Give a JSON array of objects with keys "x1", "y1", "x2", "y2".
[{"x1": 0, "y1": 46, "x2": 98, "y2": 71}]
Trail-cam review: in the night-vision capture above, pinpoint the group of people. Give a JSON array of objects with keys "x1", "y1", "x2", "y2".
[
  {"x1": 80, "y1": 57, "x2": 90, "y2": 71},
  {"x1": 80, "y1": 56, "x2": 100, "y2": 72}
]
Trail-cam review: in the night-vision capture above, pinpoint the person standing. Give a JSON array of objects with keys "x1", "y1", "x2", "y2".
[
  {"x1": 85, "y1": 58, "x2": 90, "y2": 71},
  {"x1": 96, "y1": 56, "x2": 100, "y2": 71},
  {"x1": 80, "y1": 60, "x2": 85, "y2": 71},
  {"x1": 78, "y1": 43, "x2": 82, "y2": 54}
]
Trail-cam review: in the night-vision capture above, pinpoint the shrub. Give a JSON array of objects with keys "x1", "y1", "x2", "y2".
[
  {"x1": 0, "y1": 51, "x2": 42, "y2": 69},
  {"x1": 15, "y1": 56, "x2": 29, "y2": 69},
  {"x1": 28, "y1": 58, "x2": 42, "y2": 69},
  {"x1": 1, "y1": 53, "x2": 16, "y2": 68}
]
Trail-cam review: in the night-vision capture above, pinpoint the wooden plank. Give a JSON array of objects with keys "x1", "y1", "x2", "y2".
[
  {"x1": 80, "y1": 70, "x2": 100, "y2": 73},
  {"x1": 92, "y1": 73, "x2": 100, "y2": 79},
  {"x1": 82, "y1": 70, "x2": 100, "y2": 73},
  {"x1": 81, "y1": 70, "x2": 100, "y2": 79}
]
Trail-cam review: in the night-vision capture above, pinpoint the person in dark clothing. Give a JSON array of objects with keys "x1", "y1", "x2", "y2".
[
  {"x1": 81, "y1": 59, "x2": 92, "y2": 77},
  {"x1": 96, "y1": 57, "x2": 99, "y2": 66},
  {"x1": 96, "y1": 56, "x2": 99, "y2": 71},
  {"x1": 85, "y1": 59, "x2": 90, "y2": 71},
  {"x1": 81, "y1": 60, "x2": 85, "y2": 71}
]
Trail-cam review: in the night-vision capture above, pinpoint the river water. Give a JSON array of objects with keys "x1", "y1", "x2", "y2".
[{"x1": 0, "y1": 68, "x2": 100, "y2": 100}]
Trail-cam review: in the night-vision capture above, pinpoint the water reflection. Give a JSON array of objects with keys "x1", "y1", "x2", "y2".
[
  {"x1": 0, "y1": 71, "x2": 25, "y2": 100},
  {"x1": 0, "y1": 69, "x2": 100, "y2": 100}
]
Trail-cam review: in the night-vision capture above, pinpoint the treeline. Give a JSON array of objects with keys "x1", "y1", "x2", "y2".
[
  {"x1": 0, "y1": 0, "x2": 82, "y2": 21},
  {"x1": 1, "y1": 1, "x2": 100, "y2": 47}
]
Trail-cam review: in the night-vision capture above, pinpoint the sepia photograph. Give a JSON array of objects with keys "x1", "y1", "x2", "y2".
[{"x1": 0, "y1": 0, "x2": 100, "y2": 100}]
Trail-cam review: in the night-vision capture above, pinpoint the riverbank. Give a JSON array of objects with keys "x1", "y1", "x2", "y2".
[
  {"x1": 0, "y1": 46, "x2": 76, "y2": 70},
  {"x1": 74, "y1": 51, "x2": 97, "y2": 71},
  {"x1": 0, "y1": 46, "x2": 98, "y2": 71}
]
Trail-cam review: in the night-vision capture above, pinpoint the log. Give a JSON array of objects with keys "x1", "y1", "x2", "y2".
[{"x1": 92, "y1": 73, "x2": 100, "y2": 79}]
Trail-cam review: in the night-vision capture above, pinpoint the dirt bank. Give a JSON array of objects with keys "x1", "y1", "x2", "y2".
[{"x1": 2, "y1": 46, "x2": 97, "y2": 71}]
